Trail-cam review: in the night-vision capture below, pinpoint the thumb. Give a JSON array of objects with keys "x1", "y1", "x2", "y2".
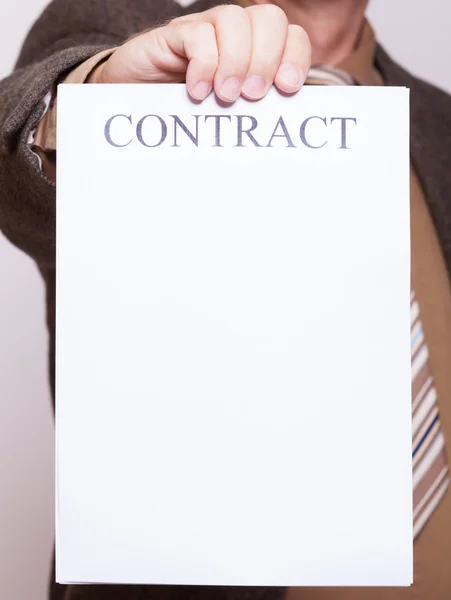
[{"x1": 93, "y1": 20, "x2": 219, "y2": 97}]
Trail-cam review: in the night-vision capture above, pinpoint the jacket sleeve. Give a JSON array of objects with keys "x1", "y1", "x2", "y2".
[{"x1": 0, "y1": 0, "x2": 123, "y2": 268}]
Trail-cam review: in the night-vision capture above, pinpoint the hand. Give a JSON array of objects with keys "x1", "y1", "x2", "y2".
[{"x1": 91, "y1": 4, "x2": 311, "y2": 102}]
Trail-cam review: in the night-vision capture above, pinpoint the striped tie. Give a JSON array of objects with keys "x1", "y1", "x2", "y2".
[
  {"x1": 410, "y1": 292, "x2": 450, "y2": 536},
  {"x1": 306, "y1": 66, "x2": 450, "y2": 538}
]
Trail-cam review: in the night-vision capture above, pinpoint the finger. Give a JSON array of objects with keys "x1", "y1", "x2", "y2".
[
  {"x1": 241, "y1": 5, "x2": 289, "y2": 100},
  {"x1": 210, "y1": 5, "x2": 253, "y2": 103},
  {"x1": 153, "y1": 20, "x2": 219, "y2": 99},
  {"x1": 181, "y1": 21, "x2": 219, "y2": 100},
  {"x1": 274, "y1": 24, "x2": 311, "y2": 93}
]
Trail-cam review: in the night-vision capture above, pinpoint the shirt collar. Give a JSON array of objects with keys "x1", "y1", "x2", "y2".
[{"x1": 334, "y1": 20, "x2": 383, "y2": 86}]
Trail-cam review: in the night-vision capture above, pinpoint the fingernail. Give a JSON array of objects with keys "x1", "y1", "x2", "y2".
[
  {"x1": 241, "y1": 75, "x2": 266, "y2": 99},
  {"x1": 278, "y1": 65, "x2": 303, "y2": 89},
  {"x1": 220, "y1": 77, "x2": 242, "y2": 102},
  {"x1": 191, "y1": 81, "x2": 211, "y2": 100}
]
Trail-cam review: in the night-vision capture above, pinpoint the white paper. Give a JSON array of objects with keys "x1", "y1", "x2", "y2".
[{"x1": 56, "y1": 84, "x2": 412, "y2": 587}]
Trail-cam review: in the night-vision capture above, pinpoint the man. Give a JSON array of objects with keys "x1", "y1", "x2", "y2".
[{"x1": 1, "y1": 0, "x2": 451, "y2": 599}]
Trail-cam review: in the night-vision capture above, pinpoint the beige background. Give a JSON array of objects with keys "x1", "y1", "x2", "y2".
[{"x1": 0, "y1": 1, "x2": 450, "y2": 599}]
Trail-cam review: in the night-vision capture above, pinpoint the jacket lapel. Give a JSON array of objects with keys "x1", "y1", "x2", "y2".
[{"x1": 375, "y1": 44, "x2": 451, "y2": 279}]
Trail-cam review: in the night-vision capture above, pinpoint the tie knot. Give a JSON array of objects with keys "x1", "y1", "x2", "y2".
[{"x1": 306, "y1": 66, "x2": 356, "y2": 86}]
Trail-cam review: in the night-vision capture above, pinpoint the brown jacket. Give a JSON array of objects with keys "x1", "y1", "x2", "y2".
[{"x1": 1, "y1": 2, "x2": 451, "y2": 600}]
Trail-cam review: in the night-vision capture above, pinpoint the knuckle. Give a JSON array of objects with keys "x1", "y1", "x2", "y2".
[
  {"x1": 169, "y1": 15, "x2": 188, "y2": 27},
  {"x1": 220, "y1": 57, "x2": 248, "y2": 73},
  {"x1": 249, "y1": 59, "x2": 277, "y2": 74},
  {"x1": 266, "y1": 3, "x2": 287, "y2": 20},
  {"x1": 250, "y1": 3, "x2": 287, "y2": 23},
  {"x1": 190, "y1": 20, "x2": 216, "y2": 37},
  {"x1": 196, "y1": 49, "x2": 219, "y2": 68},
  {"x1": 215, "y1": 4, "x2": 246, "y2": 20},
  {"x1": 289, "y1": 24, "x2": 310, "y2": 45},
  {"x1": 198, "y1": 56, "x2": 219, "y2": 74}
]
